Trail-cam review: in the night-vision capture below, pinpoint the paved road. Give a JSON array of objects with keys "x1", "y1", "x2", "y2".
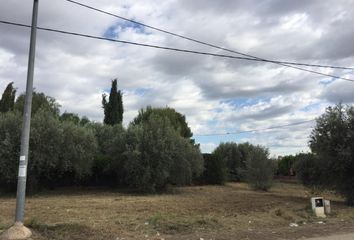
[{"x1": 302, "y1": 233, "x2": 354, "y2": 240}]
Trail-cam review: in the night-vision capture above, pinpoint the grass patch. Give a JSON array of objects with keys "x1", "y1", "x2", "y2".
[{"x1": 147, "y1": 213, "x2": 220, "y2": 234}]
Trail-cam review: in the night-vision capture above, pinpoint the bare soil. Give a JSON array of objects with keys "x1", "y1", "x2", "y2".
[{"x1": 0, "y1": 182, "x2": 353, "y2": 240}]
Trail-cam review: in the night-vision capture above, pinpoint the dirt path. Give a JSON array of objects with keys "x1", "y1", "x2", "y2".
[{"x1": 303, "y1": 233, "x2": 354, "y2": 240}]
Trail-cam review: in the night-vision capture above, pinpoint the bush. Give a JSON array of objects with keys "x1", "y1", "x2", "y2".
[{"x1": 246, "y1": 146, "x2": 274, "y2": 191}]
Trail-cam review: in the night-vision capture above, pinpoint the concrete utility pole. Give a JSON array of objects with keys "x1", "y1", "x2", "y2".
[{"x1": 0, "y1": 0, "x2": 38, "y2": 239}]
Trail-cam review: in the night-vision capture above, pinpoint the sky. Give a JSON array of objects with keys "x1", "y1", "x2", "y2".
[{"x1": 1, "y1": 0, "x2": 354, "y2": 156}]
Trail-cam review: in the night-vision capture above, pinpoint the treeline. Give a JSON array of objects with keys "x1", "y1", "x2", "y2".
[
  {"x1": 0, "y1": 82, "x2": 275, "y2": 193},
  {"x1": 0, "y1": 92, "x2": 271, "y2": 193},
  {"x1": 3, "y1": 82, "x2": 352, "y2": 204},
  {"x1": 0, "y1": 92, "x2": 204, "y2": 193}
]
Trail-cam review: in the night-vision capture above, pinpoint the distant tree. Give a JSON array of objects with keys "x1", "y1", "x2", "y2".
[
  {"x1": 0, "y1": 82, "x2": 16, "y2": 113},
  {"x1": 308, "y1": 103, "x2": 354, "y2": 205},
  {"x1": 237, "y1": 142, "x2": 256, "y2": 180},
  {"x1": 15, "y1": 91, "x2": 60, "y2": 116},
  {"x1": 294, "y1": 153, "x2": 321, "y2": 187},
  {"x1": 132, "y1": 106, "x2": 193, "y2": 139},
  {"x1": 60, "y1": 112, "x2": 80, "y2": 124},
  {"x1": 102, "y1": 79, "x2": 123, "y2": 125},
  {"x1": 212, "y1": 142, "x2": 242, "y2": 181},
  {"x1": 277, "y1": 155, "x2": 297, "y2": 176},
  {"x1": 60, "y1": 112, "x2": 90, "y2": 126},
  {"x1": 246, "y1": 145, "x2": 274, "y2": 191},
  {"x1": 80, "y1": 116, "x2": 90, "y2": 126},
  {"x1": 202, "y1": 153, "x2": 227, "y2": 185}
]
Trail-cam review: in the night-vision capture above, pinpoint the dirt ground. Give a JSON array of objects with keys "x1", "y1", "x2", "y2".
[{"x1": 0, "y1": 182, "x2": 353, "y2": 240}]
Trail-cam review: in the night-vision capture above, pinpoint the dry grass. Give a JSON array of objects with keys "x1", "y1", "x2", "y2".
[{"x1": 0, "y1": 182, "x2": 353, "y2": 240}]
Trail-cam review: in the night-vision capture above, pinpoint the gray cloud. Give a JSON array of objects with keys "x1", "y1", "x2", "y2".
[{"x1": 321, "y1": 80, "x2": 354, "y2": 103}]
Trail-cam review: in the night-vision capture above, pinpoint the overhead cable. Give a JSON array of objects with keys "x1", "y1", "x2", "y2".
[
  {"x1": 1, "y1": 20, "x2": 354, "y2": 83},
  {"x1": 63, "y1": 0, "x2": 354, "y2": 71}
]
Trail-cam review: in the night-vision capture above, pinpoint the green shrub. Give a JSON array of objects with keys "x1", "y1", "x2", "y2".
[{"x1": 246, "y1": 146, "x2": 274, "y2": 191}]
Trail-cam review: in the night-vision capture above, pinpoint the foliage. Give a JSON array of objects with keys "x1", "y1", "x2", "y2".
[
  {"x1": 212, "y1": 142, "x2": 241, "y2": 181},
  {"x1": 124, "y1": 114, "x2": 203, "y2": 192},
  {"x1": 202, "y1": 153, "x2": 227, "y2": 184},
  {"x1": 294, "y1": 153, "x2": 321, "y2": 187},
  {"x1": 60, "y1": 112, "x2": 80, "y2": 124},
  {"x1": 277, "y1": 155, "x2": 297, "y2": 176},
  {"x1": 89, "y1": 123, "x2": 126, "y2": 186},
  {"x1": 102, "y1": 79, "x2": 123, "y2": 125},
  {"x1": 132, "y1": 106, "x2": 193, "y2": 139},
  {"x1": 0, "y1": 82, "x2": 16, "y2": 113},
  {"x1": 308, "y1": 103, "x2": 354, "y2": 205},
  {"x1": 0, "y1": 111, "x2": 22, "y2": 189},
  {"x1": 60, "y1": 112, "x2": 91, "y2": 126},
  {"x1": 246, "y1": 145, "x2": 274, "y2": 191},
  {"x1": 15, "y1": 91, "x2": 60, "y2": 116},
  {"x1": 0, "y1": 109, "x2": 97, "y2": 192}
]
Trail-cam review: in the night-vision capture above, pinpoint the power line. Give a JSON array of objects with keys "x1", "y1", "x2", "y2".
[
  {"x1": 194, "y1": 119, "x2": 315, "y2": 137},
  {"x1": 63, "y1": 0, "x2": 354, "y2": 71},
  {"x1": 1, "y1": 20, "x2": 354, "y2": 83}
]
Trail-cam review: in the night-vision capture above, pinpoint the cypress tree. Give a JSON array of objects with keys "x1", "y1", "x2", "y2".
[
  {"x1": 0, "y1": 82, "x2": 16, "y2": 113},
  {"x1": 102, "y1": 79, "x2": 123, "y2": 125}
]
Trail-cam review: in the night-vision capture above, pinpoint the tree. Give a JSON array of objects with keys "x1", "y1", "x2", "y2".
[
  {"x1": 212, "y1": 142, "x2": 241, "y2": 181},
  {"x1": 102, "y1": 79, "x2": 123, "y2": 125},
  {"x1": 15, "y1": 91, "x2": 60, "y2": 116},
  {"x1": 60, "y1": 112, "x2": 80, "y2": 124},
  {"x1": 309, "y1": 103, "x2": 354, "y2": 205},
  {"x1": 0, "y1": 82, "x2": 16, "y2": 113},
  {"x1": 277, "y1": 155, "x2": 297, "y2": 176},
  {"x1": 89, "y1": 123, "x2": 126, "y2": 186},
  {"x1": 132, "y1": 106, "x2": 193, "y2": 139},
  {"x1": 0, "y1": 108, "x2": 97, "y2": 192},
  {"x1": 246, "y1": 145, "x2": 274, "y2": 191},
  {"x1": 202, "y1": 153, "x2": 227, "y2": 185},
  {"x1": 294, "y1": 153, "x2": 321, "y2": 187},
  {"x1": 124, "y1": 113, "x2": 203, "y2": 192},
  {"x1": 0, "y1": 111, "x2": 22, "y2": 190}
]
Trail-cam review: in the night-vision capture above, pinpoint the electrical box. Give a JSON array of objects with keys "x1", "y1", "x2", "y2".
[{"x1": 311, "y1": 197, "x2": 326, "y2": 218}]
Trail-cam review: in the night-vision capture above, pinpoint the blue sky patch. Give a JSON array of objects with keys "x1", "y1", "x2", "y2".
[
  {"x1": 220, "y1": 97, "x2": 271, "y2": 108},
  {"x1": 134, "y1": 87, "x2": 151, "y2": 96},
  {"x1": 300, "y1": 102, "x2": 321, "y2": 112},
  {"x1": 103, "y1": 21, "x2": 146, "y2": 39}
]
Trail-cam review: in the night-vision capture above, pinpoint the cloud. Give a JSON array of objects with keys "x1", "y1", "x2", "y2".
[{"x1": 321, "y1": 79, "x2": 354, "y2": 104}]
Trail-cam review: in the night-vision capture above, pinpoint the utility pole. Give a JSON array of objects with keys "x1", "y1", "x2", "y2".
[{"x1": 1, "y1": 0, "x2": 38, "y2": 239}]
